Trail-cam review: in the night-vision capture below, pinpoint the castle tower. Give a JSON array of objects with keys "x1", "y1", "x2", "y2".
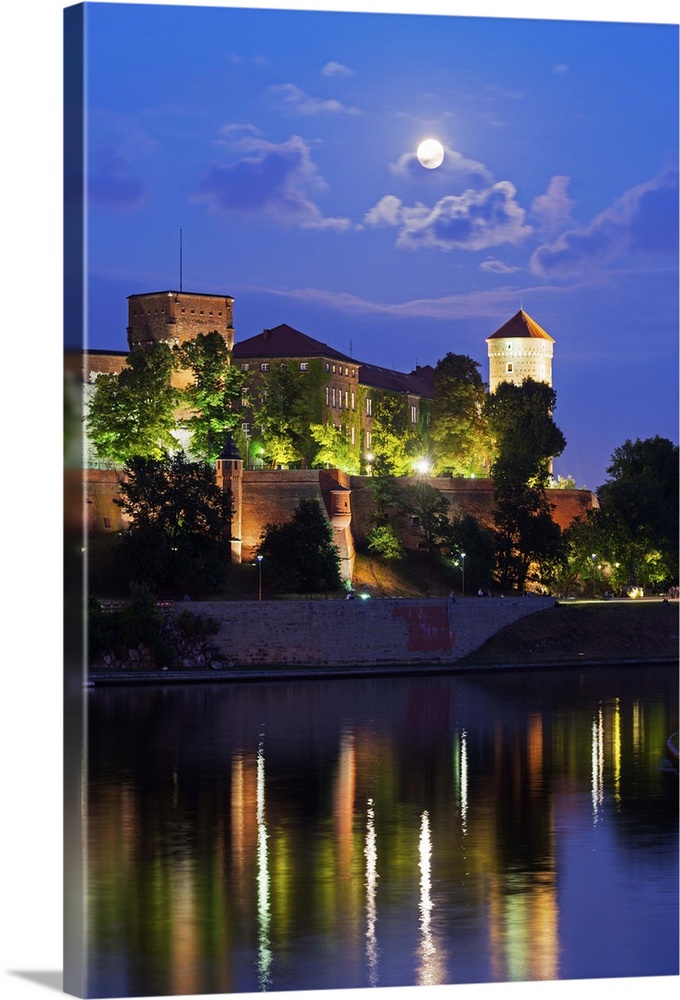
[
  {"x1": 215, "y1": 434, "x2": 243, "y2": 564},
  {"x1": 127, "y1": 291, "x2": 235, "y2": 352},
  {"x1": 486, "y1": 309, "x2": 554, "y2": 393}
]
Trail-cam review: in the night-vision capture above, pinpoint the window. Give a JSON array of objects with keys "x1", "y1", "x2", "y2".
[
  {"x1": 325, "y1": 386, "x2": 330, "y2": 406},
  {"x1": 507, "y1": 342, "x2": 512, "y2": 349},
  {"x1": 332, "y1": 387, "x2": 337, "y2": 407},
  {"x1": 332, "y1": 364, "x2": 337, "y2": 373},
  {"x1": 338, "y1": 390, "x2": 343, "y2": 409},
  {"x1": 366, "y1": 430, "x2": 372, "y2": 449},
  {"x1": 242, "y1": 422, "x2": 250, "y2": 435},
  {"x1": 411, "y1": 405, "x2": 417, "y2": 424},
  {"x1": 300, "y1": 362, "x2": 309, "y2": 371},
  {"x1": 325, "y1": 362, "x2": 330, "y2": 372},
  {"x1": 351, "y1": 391, "x2": 355, "y2": 410},
  {"x1": 506, "y1": 362, "x2": 513, "y2": 373},
  {"x1": 351, "y1": 369, "x2": 355, "y2": 378},
  {"x1": 261, "y1": 362, "x2": 270, "y2": 372},
  {"x1": 344, "y1": 391, "x2": 349, "y2": 409},
  {"x1": 345, "y1": 367, "x2": 349, "y2": 376},
  {"x1": 241, "y1": 363, "x2": 250, "y2": 371},
  {"x1": 366, "y1": 397, "x2": 372, "y2": 416},
  {"x1": 351, "y1": 426, "x2": 355, "y2": 445}
]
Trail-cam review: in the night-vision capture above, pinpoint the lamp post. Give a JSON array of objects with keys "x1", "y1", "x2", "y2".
[
  {"x1": 461, "y1": 552, "x2": 466, "y2": 598},
  {"x1": 257, "y1": 555, "x2": 263, "y2": 602},
  {"x1": 591, "y1": 553, "x2": 597, "y2": 599}
]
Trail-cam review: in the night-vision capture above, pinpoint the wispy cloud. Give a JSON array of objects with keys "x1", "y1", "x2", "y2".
[
  {"x1": 321, "y1": 61, "x2": 353, "y2": 77},
  {"x1": 530, "y1": 161, "x2": 679, "y2": 276},
  {"x1": 267, "y1": 82, "x2": 361, "y2": 115},
  {"x1": 390, "y1": 144, "x2": 493, "y2": 188},
  {"x1": 480, "y1": 258, "x2": 522, "y2": 274},
  {"x1": 194, "y1": 129, "x2": 351, "y2": 229},
  {"x1": 531, "y1": 175, "x2": 574, "y2": 231}
]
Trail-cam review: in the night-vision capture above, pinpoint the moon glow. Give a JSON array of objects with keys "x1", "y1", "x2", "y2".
[{"x1": 416, "y1": 138, "x2": 445, "y2": 169}]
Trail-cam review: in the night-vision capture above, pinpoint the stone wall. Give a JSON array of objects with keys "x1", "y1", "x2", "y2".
[{"x1": 191, "y1": 596, "x2": 556, "y2": 667}]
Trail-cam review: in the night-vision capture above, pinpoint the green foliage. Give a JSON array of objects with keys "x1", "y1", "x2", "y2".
[
  {"x1": 174, "y1": 331, "x2": 247, "y2": 461},
  {"x1": 86, "y1": 344, "x2": 179, "y2": 464},
  {"x1": 310, "y1": 421, "x2": 360, "y2": 473},
  {"x1": 367, "y1": 525, "x2": 405, "y2": 561},
  {"x1": 492, "y1": 482, "x2": 563, "y2": 591},
  {"x1": 444, "y1": 514, "x2": 496, "y2": 591},
  {"x1": 403, "y1": 481, "x2": 452, "y2": 554},
  {"x1": 114, "y1": 452, "x2": 233, "y2": 593},
  {"x1": 431, "y1": 353, "x2": 491, "y2": 476},
  {"x1": 370, "y1": 393, "x2": 420, "y2": 476},
  {"x1": 485, "y1": 378, "x2": 566, "y2": 486},
  {"x1": 258, "y1": 497, "x2": 342, "y2": 593},
  {"x1": 596, "y1": 435, "x2": 679, "y2": 586},
  {"x1": 253, "y1": 362, "x2": 311, "y2": 467}
]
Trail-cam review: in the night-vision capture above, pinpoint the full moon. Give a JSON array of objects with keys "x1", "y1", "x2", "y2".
[{"x1": 416, "y1": 138, "x2": 445, "y2": 169}]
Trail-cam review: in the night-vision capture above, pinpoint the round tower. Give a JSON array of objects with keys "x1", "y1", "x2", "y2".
[{"x1": 486, "y1": 309, "x2": 554, "y2": 393}]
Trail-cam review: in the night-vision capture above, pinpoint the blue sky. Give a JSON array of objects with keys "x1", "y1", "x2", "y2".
[{"x1": 76, "y1": 0, "x2": 679, "y2": 492}]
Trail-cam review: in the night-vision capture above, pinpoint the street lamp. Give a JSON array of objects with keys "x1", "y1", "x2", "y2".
[
  {"x1": 461, "y1": 552, "x2": 466, "y2": 598},
  {"x1": 591, "y1": 553, "x2": 597, "y2": 599},
  {"x1": 257, "y1": 555, "x2": 263, "y2": 602}
]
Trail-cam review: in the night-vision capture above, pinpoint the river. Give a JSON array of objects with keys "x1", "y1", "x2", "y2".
[{"x1": 82, "y1": 664, "x2": 678, "y2": 997}]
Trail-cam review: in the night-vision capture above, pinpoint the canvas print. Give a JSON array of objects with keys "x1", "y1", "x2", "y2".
[{"x1": 64, "y1": 1, "x2": 679, "y2": 998}]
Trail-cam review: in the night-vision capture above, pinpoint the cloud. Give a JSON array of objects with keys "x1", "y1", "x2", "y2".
[
  {"x1": 531, "y1": 175, "x2": 574, "y2": 231},
  {"x1": 87, "y1": 156, "x2": 147, "y2": 211},
  {"x1": 364, "y1": 182, "x2": 532, "y2": 252},
  {"x1": 321, "y1": 61, "x2": 353, "y2": 77},
  {"x1": 390, "y1": 144, "x2": 493, "y2": 188},
  {"x1": 194, "y1": 131, "x2": 351, "y2": 230},
  {"x1": 480, "y1": 258, "x2": 522, "y2": 274},
  {"x1": 267, "y1": 82, "x2": 360, "y2": 115},
  {"x1": 553, "y1": 64, "x2": 569, "y2": 74},
  {"x1": 530, "y1": 162, "x2": 679, "y2": 276},
  {"x1": 86, "y1": 109, "x2": 153, "y2": 211}
]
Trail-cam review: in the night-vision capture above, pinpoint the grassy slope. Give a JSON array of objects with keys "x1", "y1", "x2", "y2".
[{"x1": 457, "y1": 600, "x2": 679, "y2": 665}]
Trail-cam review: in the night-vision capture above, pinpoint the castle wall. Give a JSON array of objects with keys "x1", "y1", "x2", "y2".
[
  {"x1": 189, "y1": 595, "x2": 557, "y2": 667},
  {"x1": 127, "y1": 291, "x2": 234, "y2": 352}
]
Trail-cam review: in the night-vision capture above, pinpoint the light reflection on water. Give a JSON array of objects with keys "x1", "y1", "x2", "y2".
[{"x1": 84, "y1": 665, "x2": 678, "y2": 997}]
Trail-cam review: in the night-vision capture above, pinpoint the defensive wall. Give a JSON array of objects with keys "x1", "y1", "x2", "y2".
[{"x1": 189, "y1": 595, "x2": 556, "y2": 667}]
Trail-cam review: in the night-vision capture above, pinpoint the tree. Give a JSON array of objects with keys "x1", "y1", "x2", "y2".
[
  {"x1": 431, "y1": 353, "x2": 491, "y2": 476},
  {"x1": 596, "y1": 436, "x2": 679, "y2": 586},
  {"x1": 310, "y1": 421, "x2": 360, "y2": 474},
  {"x1": 86, "y1": 344, "x2": 179, "y2": 464},
  {"x1": 253, "y1": 362, "x2": 310, "y2": 467},
  {"x1": 258, "y1": 498, "x2": 342, "y2": 593},
  {"x1": 370, "y1": 393, "x2": 419, "y2": 476},
  {"x1": 114, "y1": 452, "x2": 233, "y2": 593},
  {"x1": 174, "y1": 331, "x2": 248, "y2": 461},
  {"x1": 485, "y1": 378, "x2": 566, "y2": 486},
  {"x1": 404, "y1": 482, "x2": 451, "y2": 555},
  {"x1": 485, "y1": 379, "x2": 567, "y2": 590},
  {"x1": 443, "y1": 514, "x2": 496, "y2": 592}
]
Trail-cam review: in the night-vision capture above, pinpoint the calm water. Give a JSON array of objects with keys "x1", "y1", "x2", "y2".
[{"x1": 84, "y1": 665, "x2": 679, "y2": 998}]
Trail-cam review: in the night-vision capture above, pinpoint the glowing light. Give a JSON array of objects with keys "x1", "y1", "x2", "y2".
[
  {"x1": 591, "y1": 706, "x2": 604, "y2": 824},
  {"x1": 364, "y1": 798, "x2": 379, "y2": 986},
  {"x1": 460, "y1": 729, "x2": 468, "y2": 836},
  {"x1": 414, "y1": 458, "x2": 432, "y2": 475},
  {"x1": 256, "y1": 743, "x2": 272, "y2": 989},
  {"x1": 416, "y1": 138, "x2": 445, "y2": 169}
]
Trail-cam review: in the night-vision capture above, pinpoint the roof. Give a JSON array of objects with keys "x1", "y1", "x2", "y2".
[
  {"x1": 486, "y1": 309, "x2": 554, "y2": 342},
  {"x1": 232, "y1": 323, "x2": 355, "y2": 363},
  {"x1": 127, "y1": 290, "x2": 233, "y2": 301},
  {"x1": 359, "y1": 362, "x2": 434, "y2": 399}
]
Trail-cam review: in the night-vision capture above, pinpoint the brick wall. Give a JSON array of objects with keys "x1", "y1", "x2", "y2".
[{"x1": 189, "y1": 596, "x2": 556, "y2": 667}]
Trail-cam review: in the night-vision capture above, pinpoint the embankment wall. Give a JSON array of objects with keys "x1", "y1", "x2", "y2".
[{"x1": 189, "y1": 596, "x2": 556, "y2": 667}]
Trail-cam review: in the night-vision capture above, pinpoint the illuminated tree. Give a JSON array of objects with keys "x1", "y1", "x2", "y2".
[
  {"x1": 86, "y1": 344, "x2": 178, "y2": 464},
  {"x1": 431, "y1": 353, "x2": 491, "y2": 476},
  {"x1": 370, "y1": 394, "x2": 419, "y2": 476},
  {"x1": 310, "y1": 421, "x2": 360, "y2": 474},
  {"x1": 252, "y1": 362, "x2": 310, "y2": 467},
  {"x1": 174, "y1": 331, "x2": 248, "y2": 461}
]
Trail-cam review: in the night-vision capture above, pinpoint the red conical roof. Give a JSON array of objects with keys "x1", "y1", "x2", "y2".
[{"x1": 486, "y1": 309, "x2": 554, "y2": 342}]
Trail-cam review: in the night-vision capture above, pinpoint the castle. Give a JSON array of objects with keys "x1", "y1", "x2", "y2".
[{"x1": 77, "y1": 290, "x2": 592, "y2": 580}]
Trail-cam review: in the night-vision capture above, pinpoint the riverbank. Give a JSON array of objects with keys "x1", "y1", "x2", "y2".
[{"x1": 84, "y1": 598, "x2": 678, "y2": 685}]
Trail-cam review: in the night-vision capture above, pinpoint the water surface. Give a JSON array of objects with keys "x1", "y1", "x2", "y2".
[{"x1": 84, "y1": 665, "x2": 678, "y2": 997}]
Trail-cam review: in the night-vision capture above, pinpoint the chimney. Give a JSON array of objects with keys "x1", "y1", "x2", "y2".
[{"x1": 262, "y1": 328, "x2": 270, "y2": 341}]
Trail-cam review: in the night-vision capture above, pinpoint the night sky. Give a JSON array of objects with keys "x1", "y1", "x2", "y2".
[{"x1": 76, "y1": 0, "x2": 679, "y2": 492}]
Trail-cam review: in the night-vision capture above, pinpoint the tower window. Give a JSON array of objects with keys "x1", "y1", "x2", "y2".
[
  {"x1": 260, "y1": 362, "x2": 269, "y2": 372},
  {"x1": 506, "y1": 363, "x2": 513, "y2": 373}
]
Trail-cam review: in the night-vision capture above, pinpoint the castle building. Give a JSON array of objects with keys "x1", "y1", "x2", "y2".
[
  {"x1": 127, "y1": 290, "x2": 235, "y2": 352},
  {"x1": 232, "y1": 323, "x2": 434, "y2": 468},
  {"x1": 486, "y1": 309, "x2": 554, "y2": 393}
]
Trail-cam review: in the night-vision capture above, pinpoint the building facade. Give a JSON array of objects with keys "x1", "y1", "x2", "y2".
[{"x1": 486, "y1": 308, "x2": 554, "y2": 393}]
